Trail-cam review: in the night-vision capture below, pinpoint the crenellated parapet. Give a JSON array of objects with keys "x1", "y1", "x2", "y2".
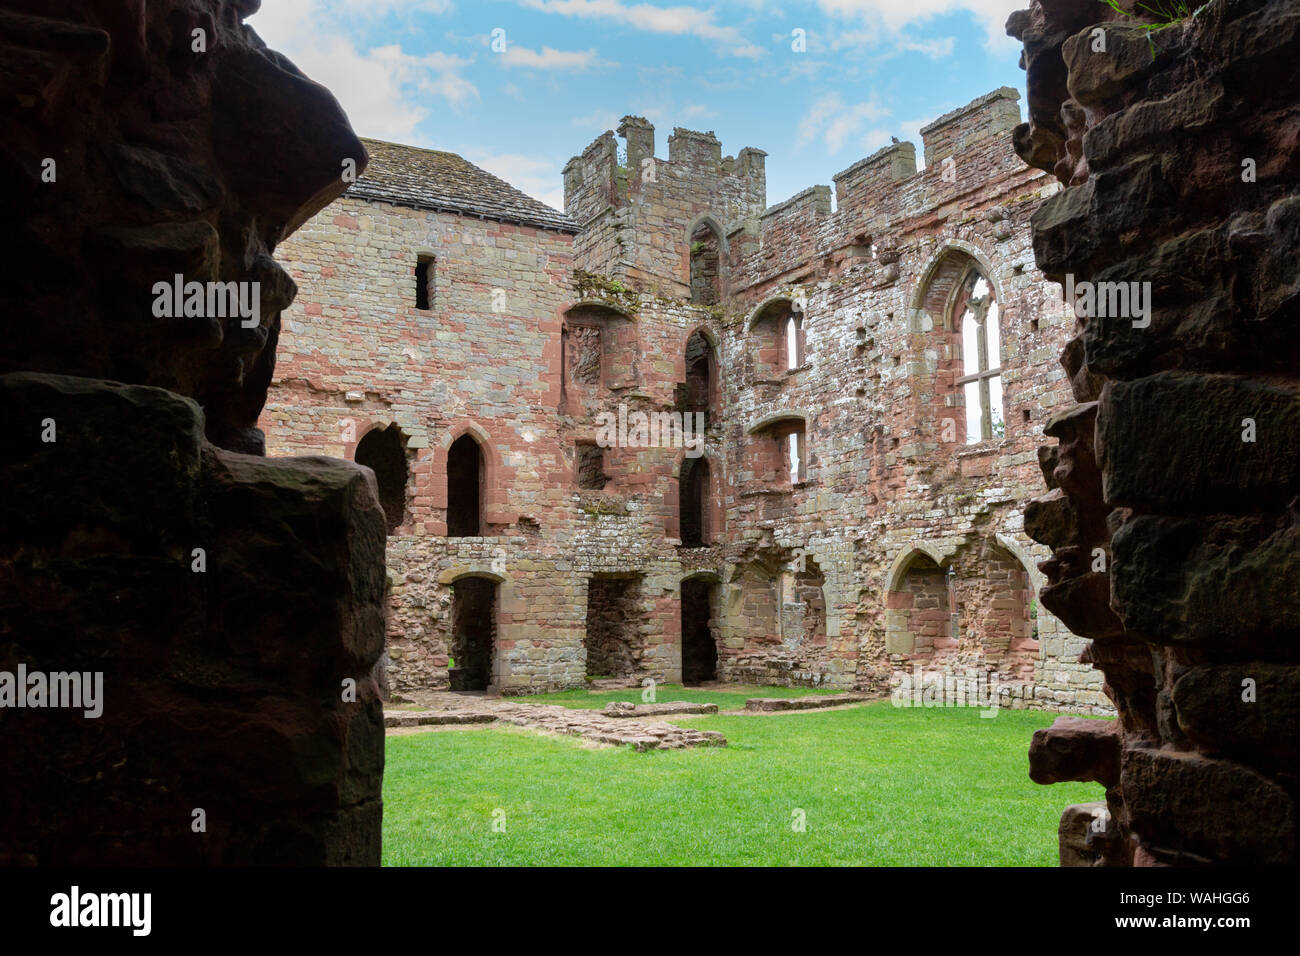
[
  {"x1": 565, "y1": 89, "x2": 1041, "y2": 307},
  {"x1": 564, "y1": 117, "x2": 766, "y2": 295},
  {"x1": 730, "y1": 88, "x2": 1043, "y2": 297}
]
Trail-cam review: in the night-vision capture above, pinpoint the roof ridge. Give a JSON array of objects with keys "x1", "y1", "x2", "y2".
[{"x1": 347, "y1": 137, "x2": 577, "y2": 234}]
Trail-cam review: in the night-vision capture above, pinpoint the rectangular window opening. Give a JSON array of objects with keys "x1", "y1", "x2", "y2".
[
  {"x1": 576, "y1": 442, "x2": 607, "y2": 490},
  {"x1": 415, "y1": 255, "x2": 434, "y2": 310}
]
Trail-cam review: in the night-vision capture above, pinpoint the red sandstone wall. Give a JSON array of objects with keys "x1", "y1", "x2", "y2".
[{"x1": 264, "y1": 89, "x2": 1111, "y2": 711}]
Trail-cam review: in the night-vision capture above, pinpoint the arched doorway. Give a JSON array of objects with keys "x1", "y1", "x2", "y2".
[
  {"x1": 584, "y1": 574, "x2": 643, "y2": 678},
  {"x1": 964, "y1": 542, "x2": 1038, "y2": 680},
  {"x1": 885, "y1": 551, "x2": 956, "y2": 658},
  {"x1": 447, "y1": 433, "x2": 483, "y2": 537},
  {"x1": 354, "y1": 424, "x2": 407, "y2": 534}
]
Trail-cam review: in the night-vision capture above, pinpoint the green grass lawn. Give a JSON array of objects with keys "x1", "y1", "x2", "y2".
[
  {"x1": 504, "y1": 682, "x2": 841, "y2": 711},
  {"x1": 383, "y1": 698, "x2": 1104, "y2": 866}
]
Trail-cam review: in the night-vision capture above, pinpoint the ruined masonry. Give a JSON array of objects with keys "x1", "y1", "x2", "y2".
[
  {"x1": 262, "y1": 87, "x2": 1108, "y2": 715},
  {"x1": 2, "y1": 0, "x2": 384, "y2": 865},
  {"x1": 1011, "y1": 0, "x2": 1300, "y2": 867}
]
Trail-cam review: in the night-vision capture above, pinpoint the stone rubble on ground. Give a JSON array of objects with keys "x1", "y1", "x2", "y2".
[
  {"x1": 384, "y1": 693, "x2": 727, "y2": 751},
  {"x1": 745, "y1": 693, "x2": 874, "y2": 712}
]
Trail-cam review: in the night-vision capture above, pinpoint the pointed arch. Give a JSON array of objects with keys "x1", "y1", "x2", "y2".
[
  {"x1": 353, "y1": 422, "x2": 409, "y2": 534},
  {"x1": 745, "y1": 295, "x2": 795, "y2": 333},
  {"x1": 884, "y1": 546, "x2": 957, "y2": 657},
  {"x1": 681, "y1": 325, "x2": 719, "y2": 415},
  {"x1": 687, "y1": 214, "x2": 727, "y2": 305},
  {"x1": 435, "y1": 420, "x2": 511, "y2": 536},
  {"x1": 910, "y1": 243, "x2": 1007, "y2": 446},
  {"x1": 910, "y1": 241, "x2": 1004, "y2": 319},
  {"x1": 668, "y1": 447, "x2": 724, "y2": 545}
]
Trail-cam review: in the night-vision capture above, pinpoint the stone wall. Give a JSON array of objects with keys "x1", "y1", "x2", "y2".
[
  {"x1": 263, "y1": 195, "x2": 747, "y2": 695},
  {"x1": 712, "y1": 89, "x2": 1105, "y2": 709},
  {"x1": 1010, "y1": 0, "x2": 1300, "y2": 865},
  {"x1": 260, "y1": 196, "x2": 581, "y2": 693},
  {"x1": 563, "y1": 120, "x2": 768, "y2": 298},
  {"x1": 0, "y1": 0, "x2": 384, "y2": 864},
  {"x1": 264, "y1": 88, "x2": 1114, "y2": 714}
]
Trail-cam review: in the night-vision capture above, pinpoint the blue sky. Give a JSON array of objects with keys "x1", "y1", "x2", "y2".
[{"x1": 251, "y1": 1, "x2": 1027, "y2": 214}]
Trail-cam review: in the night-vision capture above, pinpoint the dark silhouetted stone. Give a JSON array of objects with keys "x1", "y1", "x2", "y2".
[
  {"x1": 0, "y1": 0, "x2": 382, "y2": 865},
  {"x1": 1009, "y1": 0, "x2": 1300, "y2": 866}
]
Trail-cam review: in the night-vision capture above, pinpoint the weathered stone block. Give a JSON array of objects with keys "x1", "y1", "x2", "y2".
[
  {"x1": 1122, "y1": 748, "x2": 1296, "y2": 865},
  {"x1": 0, "y1": 372, "x2": 386, "y2": 865},
  {"x1": 1172, "y1": 663, "x2": 1300, "y2": 768},
  {"x1": 1029, "y1": 715, "x2": 1121, "y2": 787},
  {"x1": 1098, "y1": 373, "x2": 1299, "y2": 514}
]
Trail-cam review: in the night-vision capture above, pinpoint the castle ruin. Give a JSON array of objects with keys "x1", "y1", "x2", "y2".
[{"x1": 261, "y1": 87, "x2": 1109, "y2": 714}]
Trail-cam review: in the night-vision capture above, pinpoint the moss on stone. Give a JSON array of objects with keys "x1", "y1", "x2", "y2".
[{"x1": 573, "y1": 269, "x2": 641, "y2": 312}]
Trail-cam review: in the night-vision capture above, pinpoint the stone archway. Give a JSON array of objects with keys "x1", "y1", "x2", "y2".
[
  {"x1": 957, "y1": 540, "x2": 1039, "y2": 680},
  {"x1": 885, "y1": 551, "x2": 955, "y2": 657},
  {"x1": 354, "y1": 423, "x2": 408, "y2": 534}
]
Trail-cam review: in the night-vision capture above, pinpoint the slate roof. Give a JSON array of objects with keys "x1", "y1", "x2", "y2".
[{"x1": 346, "y1": 138, "x2": 577, "y2": 233}]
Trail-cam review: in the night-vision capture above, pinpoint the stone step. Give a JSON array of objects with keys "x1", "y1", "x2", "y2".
[
  {"x1": 384, "y1": 711, "x2": 499, "y2": 728},
  {"x1": 602, "y1": 700, "x2": 719, "y2": 717},
  {"x1": 744, "y1": 693, "x2": 874, "y2": 712}
]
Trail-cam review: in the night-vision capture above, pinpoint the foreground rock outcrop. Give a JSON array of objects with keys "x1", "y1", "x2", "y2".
[
  {"x1": 1010, "y1": 0, "x2": 1300, "y2": 865},
  {"x1": 0, "y1": 0, "x2": 383, "y2": 864}
]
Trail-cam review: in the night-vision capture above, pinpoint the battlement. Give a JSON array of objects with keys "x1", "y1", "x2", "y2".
[
  {"x1": 564, "y1": 118, "x2": 766, "y2": 226},
  {"x1": 761, "y1": 185, "x2": 832, "y2": 232},
  {"x1": 734, "y1": 88, "x2": 1032, "y2": 293},
  {"x1": 563, "y1": 114, "x2": 768, "y2": 290},
  {"x1": 919, "y1": 86, "x2": 1022, "y2": 166},
  {"x1": 832, "y1": 141, "x2": 918, "y2": 209},
  {"x1": 618, "y1": 115, "x2": 654, "y2": 172},
  {"x1": 564, "y1": 88, "x2": 1029, "y2": 297},
  {"x1": 668, "y1": 127, "x2": 722, "y2": 165}
]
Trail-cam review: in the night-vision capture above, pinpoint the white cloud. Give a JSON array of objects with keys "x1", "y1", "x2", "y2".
[
  {"x1": 900, "y1": 35, "x2": 956, "y2": 57},
  {"x1": 499, "y1": 45, "x2": 608, "y2": 70},
  {"x1": 861, "y1": 129, "x2": 894, "y2": 153},
  {"x1": 248, "y1": 0, "x2": 475, "y2": 143},
  {"x1": 817, "y1": 0, "x2": 1022, "y2": 49},
  {"x1": 797, "y1": 93, "x2": 890, "y2": 153},
  {"x1": 519, "y1": 0, "x2": 767, "y2": 59},
  {"x1": 825, "y1": 26, "x2": 956, "y2": 58},
  {"x1": 336, "y1": 0, "x2": 454, "y2": 12},
  {"x1": 465, "y1": 150, "x2": 567, "y2": 211},
  {"x1": 637, "y1": 102, "x2": 677, "y2": 124},
  {"x1": 571, "y1": 108, "x2": 622, "y2": 131}
]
